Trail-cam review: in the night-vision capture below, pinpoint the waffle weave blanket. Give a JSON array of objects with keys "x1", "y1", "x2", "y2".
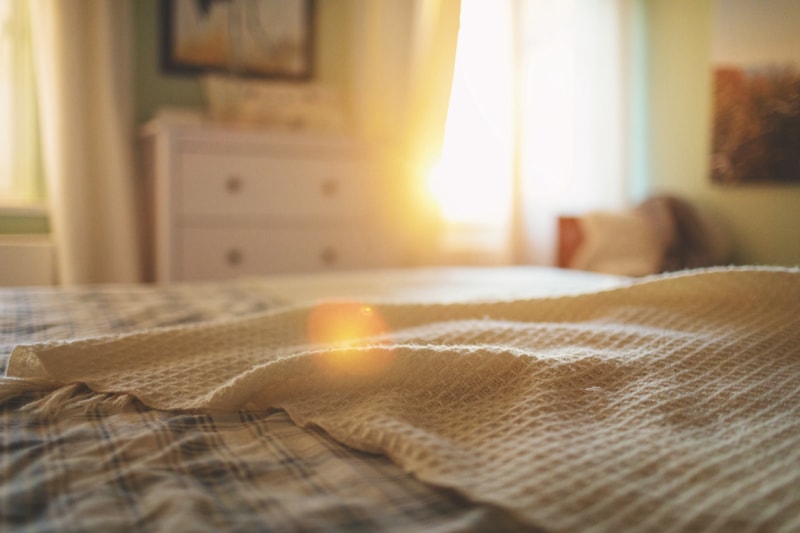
[{"x1": 4, "y1": 268, "x2": 800, "y2": 532}]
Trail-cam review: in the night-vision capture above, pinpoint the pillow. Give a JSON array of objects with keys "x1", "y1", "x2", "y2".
[{"x1": 568, "y1": 210, "x2": 663, "y2": 277}]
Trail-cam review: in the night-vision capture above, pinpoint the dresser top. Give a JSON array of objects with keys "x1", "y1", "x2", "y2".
[{"x1": 141, "y1": 108, "x2": 365, "y2": 148}]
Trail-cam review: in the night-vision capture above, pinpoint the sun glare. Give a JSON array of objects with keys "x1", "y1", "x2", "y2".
[
  {"x1": 428, "y1": 0, "x2": 514, "y2": 227},
  {"x1": 306, "y1": 301, "x2": 394, "y2": 376}
]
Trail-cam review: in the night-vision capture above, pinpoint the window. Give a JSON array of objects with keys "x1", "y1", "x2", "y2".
[
  {"x1": 428, "y1": 0, "x2": 514, "y2": 229},
  {"x1": 428, "y1": 0, "x2": 635, "y2": 265},
  {"x1": 0, "y1": 0, "x2": 42, "y2": 207}
]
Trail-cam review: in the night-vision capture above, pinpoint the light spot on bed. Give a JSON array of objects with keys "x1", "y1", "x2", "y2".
[{"x1": 306, "y1": 301, "x2": 394, "y2": 376}]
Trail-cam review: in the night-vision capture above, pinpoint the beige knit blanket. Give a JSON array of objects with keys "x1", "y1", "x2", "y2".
[{"x1": 4, "y1": 267, "x2": 800, "y2": 531}]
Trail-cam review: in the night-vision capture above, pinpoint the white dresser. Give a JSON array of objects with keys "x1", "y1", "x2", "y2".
[{"x1": 140, "y1": 116, "x2": 397, "y2": 282}]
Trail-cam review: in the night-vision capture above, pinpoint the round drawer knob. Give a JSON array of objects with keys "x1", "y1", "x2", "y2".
[
  {"x1": 225, "y1": 175, "x2": 243, "y2": 194},
  {"x1": 226, "y1": 248, "x2": 243, "y2": 267},
  {"x1": 321, "y1": 179, "x2": 339, "y2": 197},
  {"x1": 320, "y1": 247, "x2": 338, "y2": 266}
]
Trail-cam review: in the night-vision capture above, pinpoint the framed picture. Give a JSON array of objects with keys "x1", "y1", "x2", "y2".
[
  {"x1": 710, "y1": 0, "x2": 800, "y2": 185},
  {"x1": 161, "y1": 0, "x2": 313, "y2": 79}
]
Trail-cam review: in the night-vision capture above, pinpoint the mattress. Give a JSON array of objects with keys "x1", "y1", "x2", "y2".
[{"x1": 2, "y1": 266, "x2": 798, "y2": 532}]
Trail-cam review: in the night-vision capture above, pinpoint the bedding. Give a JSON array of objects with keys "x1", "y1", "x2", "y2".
[
  {"x1": 1, "y1": 266, "x2": 798, "y2": 532},
  {"x1": 566, "y1": 195, "x2": 732, "y2": 277}
]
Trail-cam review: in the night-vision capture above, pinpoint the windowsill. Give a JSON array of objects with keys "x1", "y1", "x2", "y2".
[{"x1": 0, "y1": 203, "x2": 49, "y2": 217}]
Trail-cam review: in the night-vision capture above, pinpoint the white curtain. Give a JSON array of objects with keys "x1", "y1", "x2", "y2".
[
  {"x1": 347, "y1": 0, "x2": 461, "y2": 263},
  {"x1": 515, "y1": 0, "x2": 637, "y2": 265},
  {"x1": 430, "y1": 0, "x2": 516, "y2": 263},
  {"x1": 30, "y1": 0, "x2": 140, "y2": 284},
  {"x1": 429, "y1": 0, "x2": 638, "y2": 266}
]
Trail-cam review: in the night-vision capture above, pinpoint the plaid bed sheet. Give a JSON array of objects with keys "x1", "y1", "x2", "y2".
[{"x1": 0, "y1": 279, "x2": 526, "y2": 532}]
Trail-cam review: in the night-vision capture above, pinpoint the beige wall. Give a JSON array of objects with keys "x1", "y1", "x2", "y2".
[{"x1": 645, "y1": 0, "x2": 800, "y2": 266}]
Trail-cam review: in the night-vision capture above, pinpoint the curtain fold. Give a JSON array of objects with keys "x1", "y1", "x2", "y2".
[
  {"x1": 403, "y1": 0, "x2": 463, "y2": 188},
  {"x1": 30, "y1": 0, "x2": 140, "y2": 284},
  {"x1": 348, "y1": 0, "x2": 461, "y2": 264},
  {"x1": 430, "y1": 0, "x2": 515, "y2": 263}
]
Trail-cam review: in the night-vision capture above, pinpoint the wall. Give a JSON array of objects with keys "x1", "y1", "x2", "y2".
[
  {"x1": 644, "y1": 0, "x2": 800, "y2": 266},
  {"x1": 0, "y1": 212, "x2": 48, "y2": 234},
  {"x1": 133, "y1": 0, "x2": 203, "y2": 125}
]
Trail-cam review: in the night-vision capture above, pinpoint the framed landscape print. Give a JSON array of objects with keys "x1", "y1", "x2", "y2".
[
  {"x1": 710, "y1": 0, "x2": 800, "y2": 185},
  {"x1": 161, "y1": 0, "x2": 313, "y2": 79}
]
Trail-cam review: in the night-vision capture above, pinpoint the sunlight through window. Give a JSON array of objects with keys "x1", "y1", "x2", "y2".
[{"x1": 429, "y1": 0, "x2": 514, "y2": 228}]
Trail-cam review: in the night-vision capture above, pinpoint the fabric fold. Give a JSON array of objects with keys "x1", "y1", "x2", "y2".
[{"x1": 3, "y1": 267, "x2": 800, "y2": 531}]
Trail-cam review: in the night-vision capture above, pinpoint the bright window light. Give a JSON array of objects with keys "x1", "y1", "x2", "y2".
[{"x1": 429, "y1": 0, "x2": 514, "y2": 227}]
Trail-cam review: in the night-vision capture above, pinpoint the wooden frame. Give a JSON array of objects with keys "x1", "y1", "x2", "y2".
[
  {"x1": 557, "y1": 216, "x2": 583, "y2": 269},
  {"x1": 160, "y1": 0, "x2": 313, "y2": 79}
]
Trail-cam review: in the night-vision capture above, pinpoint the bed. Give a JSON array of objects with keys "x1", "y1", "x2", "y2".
[{"x1": 1, "y1": 265, "x2": 798, "y2": 532}]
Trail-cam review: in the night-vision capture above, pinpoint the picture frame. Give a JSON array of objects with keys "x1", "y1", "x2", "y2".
[
  {"x1": 160, "y1": 0, "x2": 314, "y2": 79},
  {"x1": 710, "y1": 0, "x2": 800, "y2": 185}
]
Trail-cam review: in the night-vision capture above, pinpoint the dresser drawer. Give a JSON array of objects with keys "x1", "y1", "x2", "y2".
[
  {"x1": 141, "y1": 117, "x2": 400, "y2": 282},
  {"x1": 178, "y1": 153, "x2": 371, "y2": 217},
  {"x1": 178, "y1": 226, "x2": 379, "y2": 280}
]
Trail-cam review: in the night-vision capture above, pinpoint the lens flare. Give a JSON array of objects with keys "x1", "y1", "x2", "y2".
[{"x1": 306, "y1": 301, "x2": 394, "y2": 376}]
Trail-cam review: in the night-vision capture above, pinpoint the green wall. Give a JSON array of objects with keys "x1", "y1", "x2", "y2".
[
  {"x1": 133, "y1": 0, "x2": 204, "y2": 125},
  {"x1": 644, "y1": 0, "x2": 800, "y2": 266},
  {"x1": 0, "y1": 213, "x2": 48, "y2": 234}
]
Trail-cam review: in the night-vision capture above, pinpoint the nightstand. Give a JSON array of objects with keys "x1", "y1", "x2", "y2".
[{"x1": 140, "y1": 115, "x2": 396, "y2": 282}]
